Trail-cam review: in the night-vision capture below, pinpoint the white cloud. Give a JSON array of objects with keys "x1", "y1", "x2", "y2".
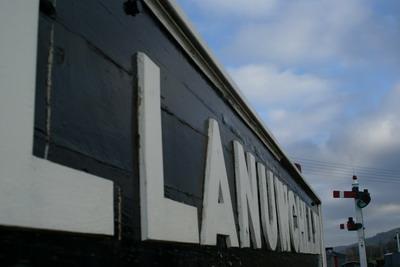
[
  {"x1": 185, "y1": 0, "x2": 278, "y2": 18},
  {"x1": 326, "y1": 83, "x2": 400, "y2": 165},
  {"x1": 228, "y1": 64, "x2": 342, "y2": 144},
  {"x1": 224, "y1": 0, "x2": 400, "y2": 68},
  {"x1": 294, "y1": 84, "x2": 400, "y2": 246},
  {"x1": 229, "y1": 64, "x2": 331, "y2": 106}
]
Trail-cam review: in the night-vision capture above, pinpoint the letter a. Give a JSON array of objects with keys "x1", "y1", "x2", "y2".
[{"x1": 200, "y1": 119, "x2": 239, "y2": 247}]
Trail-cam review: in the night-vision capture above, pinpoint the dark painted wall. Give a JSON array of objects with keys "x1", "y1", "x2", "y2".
[{"x1": 0, "y1": 0, "x2": 320, "y2": 266}]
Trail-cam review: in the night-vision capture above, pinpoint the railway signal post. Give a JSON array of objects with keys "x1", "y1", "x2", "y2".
[{"x1": 333, "y1": 175, "x2": 371, "y2": 267}]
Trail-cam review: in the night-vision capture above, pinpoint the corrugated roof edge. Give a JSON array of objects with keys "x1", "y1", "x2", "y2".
[{"x1": 142, "y1": 0, "x2": 321, "y2": 204}]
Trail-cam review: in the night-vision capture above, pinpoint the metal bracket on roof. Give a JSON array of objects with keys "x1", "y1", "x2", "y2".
[
  {"x1": 124, "y1": 0, "x2": 143, "y2": 16},
  {"x1": 40, "y1": 0, "x2": 56, "y2": 18}
]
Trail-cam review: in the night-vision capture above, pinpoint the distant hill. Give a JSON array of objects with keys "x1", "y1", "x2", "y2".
[{"x1": 335, "y1": 227, "x2": 400, "y2": 253}]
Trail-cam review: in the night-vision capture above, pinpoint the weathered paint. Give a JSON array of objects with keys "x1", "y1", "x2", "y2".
[
  {"x1": 137, "y1": 52, "x2": 199, "y2": 244},
  {"x1": 0, "y1": 0, "x2": 114, "y2": 236},
  {"x1": 201, "y1": 119, "x2": 239, "y2": 247},
  {"x1": 0, "y1": 0, "x2": 325, "y2": 266}
]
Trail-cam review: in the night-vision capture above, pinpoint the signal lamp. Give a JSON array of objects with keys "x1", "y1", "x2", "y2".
[
  {"x1": 356, "y1": 190, "x2": 371, "y2": 209},
  {"x1": 347, "y1": 217, "x2": 363, "y2": 231}
]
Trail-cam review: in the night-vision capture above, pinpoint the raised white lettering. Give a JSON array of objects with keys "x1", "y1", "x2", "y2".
[
  {"x1": 200, "y1": 119, "x2": 239, "y2": 247},
  {"x1": 258, "y1": 164, "x2": 278, "y2": 251},
  {"x1": 233, "y1": 141, "x2": 262, "y2": 248},
  {"x1": 288, "y1": 190, "x2": 300, "y2": 252},
  {"x1": 275, "y1": 179, "x2": 291, "y2": 252},
  {"x1": 297, "y1": 200, "x2": 308, "y2": 253},
  {"x1": 137, "y1": 52, "x2": 199, "y2": 244}
]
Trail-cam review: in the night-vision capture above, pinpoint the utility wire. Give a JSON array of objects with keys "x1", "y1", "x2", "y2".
[
  {"x1": 301, "y1": 165, "x2": 400, "y2": 181},
  {"x1": 292, "y1": 156, "x2": 400, "y2": 176},
  {"x1": 291, "y1": 156, "x2": 400, "y2": 184},
  {"x1": 303, "y1": 170, "x2": 400, "y2": 184},
  {"x1": 301, "y1": 166, "x2": 400, "y2": 182}
]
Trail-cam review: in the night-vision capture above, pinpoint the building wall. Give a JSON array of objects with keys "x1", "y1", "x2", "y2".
[{"x1": 0, "y1": 0, "x2": 324, "y2": 266}]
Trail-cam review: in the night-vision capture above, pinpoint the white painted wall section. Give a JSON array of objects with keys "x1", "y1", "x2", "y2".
[
  {"x1": 137, "y1": 52, "x2": 199, "y2": 244},
  {"x1": 0, "y1": 0, "x2": 114, "y2": 235}
]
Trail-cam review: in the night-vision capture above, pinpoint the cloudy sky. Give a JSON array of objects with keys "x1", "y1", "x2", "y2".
[{"x1": 175, "y1": 0, "x2": 400, "y2": 247}]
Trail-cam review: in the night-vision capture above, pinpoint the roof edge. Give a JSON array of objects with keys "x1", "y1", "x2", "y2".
[{"x1": 142, "y1": 0, "x2": 321, "y2": 204}]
